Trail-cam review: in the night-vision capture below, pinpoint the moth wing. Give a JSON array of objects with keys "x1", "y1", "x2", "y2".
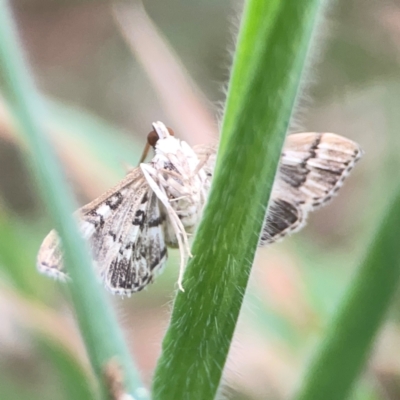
[
  {"x1": 191, "y1": 135, "x2": 362, "y2": 246},
  {"x1": 37, "y1": 168, "x2": 149, "y2": 282},
  {"x1": 37, "y1": 230, "x2": 66, "y2": 281},
  {"x1": 260, "y1": 132, "x2": 362, "y2": 245},
  {"x1": 105, "y1": 190, "x2": 168, "y2": 295}
]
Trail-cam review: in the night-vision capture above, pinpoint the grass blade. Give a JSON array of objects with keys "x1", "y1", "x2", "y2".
[
  {"x1": 294, "y1": 189, "x2": 400, "y2": 400},
  {"x1": 153, "y1": 0, "x2": 323, "y2": 398},
  {"x1": 0, "y1": 2, "x2": 147, "y2": 398}
]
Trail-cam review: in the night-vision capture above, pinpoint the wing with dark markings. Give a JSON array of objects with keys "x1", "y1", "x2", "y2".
[
  {"x1": 194, "y1": 134, "x2": 362, "y2": 246},
  {"x1": 105, "y1": 190, "x2": 167, "y2": 295},
  {"x1": 37, "y1": 167, "x2": 168, "y2": 295},
  {"x1": 259, "y1": 132, "x2": 362, "y2": 245},
  {"x1": 37, "y1": 131, "x2": 362, "y2": 294}
]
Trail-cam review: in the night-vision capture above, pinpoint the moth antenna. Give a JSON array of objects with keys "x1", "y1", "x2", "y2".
[{"x1": 138, "y1": 142, "x2": 151, "y2": 164}]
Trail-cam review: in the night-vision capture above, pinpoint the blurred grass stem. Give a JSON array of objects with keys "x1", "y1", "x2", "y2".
[
  {"x1": 294, "y1": 188, "x2": 400, "y2": 400},
  {"x1": 0, "y1": 1, "x2": 147, "y2": 399},
  {"x1": 152, "y1": 0, "x2": 323, "y2": 399}
]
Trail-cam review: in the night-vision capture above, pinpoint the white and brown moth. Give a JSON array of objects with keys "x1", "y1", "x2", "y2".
[{"x1": 37, "y1": 121, "x2": 362, "y2": 296}]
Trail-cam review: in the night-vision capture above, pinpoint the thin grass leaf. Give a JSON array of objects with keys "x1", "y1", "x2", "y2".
[
  {"x1": 0, "y1": 2, "x2": 147, "y2": 399},
  {"x1": 0, "y1": 95, "x2": 143, "y2": 199},
  {"x1": 153, "y1": 0, "x2": 323, "y2": 398},
  {"x1": 294, "y1": 188, "x2": 400, "y2": 400}
]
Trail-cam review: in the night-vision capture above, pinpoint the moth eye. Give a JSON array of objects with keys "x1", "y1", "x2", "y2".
[
  {"x1": 167, "y1": 127, "x2": 175, "y2": 136},
  {"x1": 147, "y1": 130, "x2": 159, "y2": 147}
]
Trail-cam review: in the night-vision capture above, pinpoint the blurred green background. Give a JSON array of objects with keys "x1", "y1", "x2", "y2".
[{"x1": 0, "y1": 0, "x2": 399, "y2": 399}]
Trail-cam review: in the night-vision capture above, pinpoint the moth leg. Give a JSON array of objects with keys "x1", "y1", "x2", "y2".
[
  {"x1": 192, "y1": 151, "x2": 212, "y2": 176},
  {"x1": 169, "y1": 195, "x2": 190, "y2": 202},
  {"x1": 140, "y1": 163, "x2": 191, "y2": 291},
  {"x1": 158, "y1": 167, "x2": 183, "y2": 181}
]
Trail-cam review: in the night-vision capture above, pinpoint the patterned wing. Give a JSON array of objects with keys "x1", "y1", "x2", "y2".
[
  {"x1": 194, "y1": 134, "x2": 362, "y2": 246},
  {"x1": 105, "y1": 190, "x2": 167, "y2": 295},
  {"x1": 37, "y1": 167, "x2": 168, "y2": 295},
  {"x1": 259, "y1": 132, "x2": 363, "y2": 245}
]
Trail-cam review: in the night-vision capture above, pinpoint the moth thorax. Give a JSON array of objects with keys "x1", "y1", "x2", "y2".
[{"x1": 155, "y1": 136, "x2": 182, "y2": 157}]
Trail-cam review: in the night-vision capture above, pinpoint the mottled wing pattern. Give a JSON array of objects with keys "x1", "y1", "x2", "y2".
[
  {"x1": 193, "y1": 134, "x2": 362, "y2": 247},
  {"x1": 259, "y1": 132, "x2": 363, "y2": 245},
  {"x1": 37, "y1": 167, "x2": 167, "y2": 295},
  {"x1": 38, "y1": 130, "x2": 362, "y2": 295},
  {"x1": 105, "y1": 189, "x2": 167, "y2": 295}
]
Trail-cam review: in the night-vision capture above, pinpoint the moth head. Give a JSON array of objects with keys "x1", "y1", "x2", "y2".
[
  {"x1": 148, "y1": 121, "x2": 175, "y2": 148},
  {"x1": 139, "y1": 121, "x2": 176, "y2": 164}
]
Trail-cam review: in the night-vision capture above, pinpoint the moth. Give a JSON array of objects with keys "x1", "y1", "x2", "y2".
[{"x1": 37, "y1": 121, "x2": 362, "y2": 296}]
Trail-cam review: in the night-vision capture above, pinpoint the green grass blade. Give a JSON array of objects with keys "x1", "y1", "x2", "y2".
[
  {"x1": 0, "y1": 2, "x2": 147, "y2": 399},
  {"x1": 153, "y1": 0, "x2": 323, "y2": 398},
  {"x1": 294, "y1": 189, "x2": 400, "y2": 400}
]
